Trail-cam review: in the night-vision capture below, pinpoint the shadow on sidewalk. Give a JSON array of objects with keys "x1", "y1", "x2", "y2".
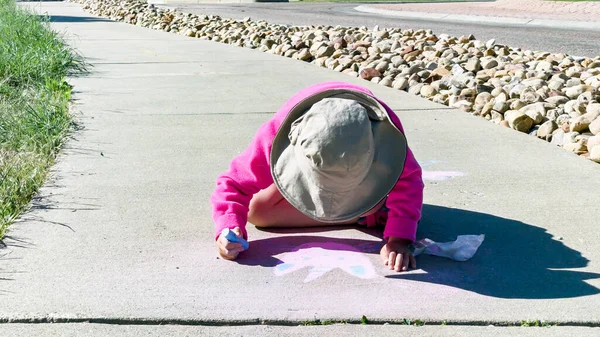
[
  {"x1": 0, "y1": 245, "x2": 20, "y2": 286},
  {"x1": 239, "y1": 204, "x2": 600, "y2": 299},
  {"x1": 40, "y1": 14, "x2": 112, "y2": 23},
  {"x1": 387, "y1": 204, "x2": 600, "y2": 299}
]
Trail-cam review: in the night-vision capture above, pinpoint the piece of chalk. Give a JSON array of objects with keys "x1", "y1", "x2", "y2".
[{"x1": 221, "y1": 228, "x2": 249, "y2": 250}]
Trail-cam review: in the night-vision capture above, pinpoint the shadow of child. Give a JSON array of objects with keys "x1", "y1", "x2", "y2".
[
  {"x1": 238, "y1": 204, "x2": 600, "y2": 299},
  {"x1": 388, "y1": 204, "x2": 600, "y2": 299}
]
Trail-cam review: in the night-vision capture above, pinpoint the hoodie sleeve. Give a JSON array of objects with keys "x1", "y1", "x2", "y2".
[
  {"x1": 382, "y1": 146, "x2": 424, "y2": 242},
  {"x1": 379, "y1": 105, "x2": 424, "y2": 242},
  {"x1": 210, "y1": 120, "x2": 278, "y2": 241}
]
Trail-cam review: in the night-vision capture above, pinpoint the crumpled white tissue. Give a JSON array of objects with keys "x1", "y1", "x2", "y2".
[{"x1": 410, "y1": 234, "x2": 485, "y2": 261}]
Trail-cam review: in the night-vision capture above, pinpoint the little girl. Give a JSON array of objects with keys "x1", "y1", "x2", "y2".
[{"x1": 210, "y1": 81, "x2": 424, "y2": 272}]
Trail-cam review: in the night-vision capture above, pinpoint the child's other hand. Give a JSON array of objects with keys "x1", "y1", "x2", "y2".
[
  {"x1": 217, "y1": 227, "x2": 246, "y2": 260},
  {"x1": 380, "y1": 237, "x2": 416, "y2": 272}
]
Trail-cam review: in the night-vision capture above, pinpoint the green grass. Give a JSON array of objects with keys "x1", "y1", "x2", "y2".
[
  {"x1": 301, "y1": 319, "x2": 339, "y2": 326},
  {"x1": 0, "y1": 0, "x2": 85, "y2": 239},
  {"x1": 520, "y1": 320, "x2": 556, "y2": 327}
]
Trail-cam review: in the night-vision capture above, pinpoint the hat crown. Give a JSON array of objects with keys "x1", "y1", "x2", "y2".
[
  {"x1": 291, "y1": 98, "x2": 374, "y2": 186},
  {"x1": 271, "y1": 87, "x2": 407, "y2": 223}
]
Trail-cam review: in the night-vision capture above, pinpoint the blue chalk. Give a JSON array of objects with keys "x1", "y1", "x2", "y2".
[
  {"x1": 222, "y1": 228, "x2": 249, "y2": 250},
  {"x1": 349, "y1": 266, "x2": 366, "y2": 276},
  {"x1": 277, "y1": 263, "x2": 292, "y2": 271}
]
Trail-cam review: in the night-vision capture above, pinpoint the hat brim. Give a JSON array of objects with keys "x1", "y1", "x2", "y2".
[{"x1": 270, "y1": 89, "x2": 408, "y2": 223}]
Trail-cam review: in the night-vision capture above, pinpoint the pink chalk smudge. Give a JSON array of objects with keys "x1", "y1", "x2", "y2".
[
  {"x1": 274, "y1": 242, "x2": 378, "y2": 283},
  {"x1": 422, "y1": 170, "x2": 465, "y2": 181}
]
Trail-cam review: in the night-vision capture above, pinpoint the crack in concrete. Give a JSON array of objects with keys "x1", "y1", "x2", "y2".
[
  {"x1": 90, "y1": 61, "x2": 214, "y2": 65},
  {"x1": 132, "y1": 108, "x2": 453, "y2": 116},
  {"x1": 1, "y1": 317, "x2": 599, "y2": 327}
]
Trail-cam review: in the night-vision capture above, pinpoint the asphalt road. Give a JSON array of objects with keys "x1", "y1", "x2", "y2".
[{"x1": 168, "y1": 3, "x2": 600, "y2": 58}]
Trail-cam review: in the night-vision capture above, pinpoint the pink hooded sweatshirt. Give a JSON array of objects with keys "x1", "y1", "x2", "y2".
[{"x1": 211, "y1": 81, "x2": 424, "y2": 242}]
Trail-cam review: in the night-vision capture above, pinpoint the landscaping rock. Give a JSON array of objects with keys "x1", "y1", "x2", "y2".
[
  {"x1": 588, "y1": 135, "x2": 600, "y2": 152},
  {"x1": 360, "y1": 68, "x2": 381, "y2": 81},
  {"x1": 505, "y1": 110, "x2": 534, "y2": 133},
  {"x1": 537, "y1": 120, "x2": 558, "y2": 141},
  {"x1": 565, "y1": 85, "x2": 593, "y2": 99},
  {"x1": 590, "y1": 117, "x2": 600, "y2": 135},
  {"x1": 564, "y1": 142, "x2": 587, "y2": 154},
  {"x1": 519, "y1": 103, "x2": 546, "y2": 125},
  {"x1": 591, "y1": 146, "x2": 600, "y2": 163}
]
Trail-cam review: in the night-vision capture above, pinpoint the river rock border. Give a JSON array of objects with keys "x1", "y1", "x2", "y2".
[{"x1": 68, "y1": 0, "x2": 600, "y2": 163}]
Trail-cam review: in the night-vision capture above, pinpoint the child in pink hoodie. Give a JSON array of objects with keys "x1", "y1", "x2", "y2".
[{"x1": 210, "y1": 81, "x2": 424, "y2": 272}]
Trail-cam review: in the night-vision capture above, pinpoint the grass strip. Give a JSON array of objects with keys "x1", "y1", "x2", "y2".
[{"x1": 0, "y1": 0, "x2": 85, "y2": 239}]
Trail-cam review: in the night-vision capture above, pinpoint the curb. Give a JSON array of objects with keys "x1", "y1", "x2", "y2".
[{"x1": 354, "y1": 5, "x2": 600, "y2": 33}]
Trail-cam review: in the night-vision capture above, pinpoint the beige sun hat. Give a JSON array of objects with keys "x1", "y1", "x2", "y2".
[{"x1": 270, "y1": 89, "x2": 408, "y2": 223}]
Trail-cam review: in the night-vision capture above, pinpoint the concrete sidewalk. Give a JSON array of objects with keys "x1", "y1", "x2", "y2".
[
  {"x1": 2, "y1": 1, "x2": 600, "y2": 335},
  {"x1": 1, "y1": 324, "x2": 600, "y2": 336},
  {"x1": 357, "y1": 0, "x2": 600, "y2": 32}
]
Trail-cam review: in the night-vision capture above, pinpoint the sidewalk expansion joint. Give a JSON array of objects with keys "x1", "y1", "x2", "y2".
[
  {"x1": 136, "y1": 109, "x2": 453, "y2": 116},
  {"x1": 1, "y1": 317, "x2": 600, "y2": 327},
  {"x1": 392, "y1": 108, "x2": 454, "y2": 112},
  {"x1": 141, "y1": 112, "x2": 277, "y2": 116},
  {"x1": 64, "y1": 39, "x2": 170, "y2": 41},
  {"x1": 90, "y1": 61, "x2": 214, "y2": 65}
]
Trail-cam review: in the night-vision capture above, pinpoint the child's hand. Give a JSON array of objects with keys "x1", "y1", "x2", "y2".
[
  {"x1": 380, "y1": 237, "x2": 416, "y2": 272},
  {"x1": 217, "y1": 227, "x2": 246, "y2": 260}
]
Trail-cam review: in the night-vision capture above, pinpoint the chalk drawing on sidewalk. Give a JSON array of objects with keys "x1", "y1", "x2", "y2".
[
  {"x1": 422, "y1": 171, "x2": 465, "y2": 181},
  {"x1": 418, "y1": 160, "x2": 465, "y2": 181},
  {"x1": 273, "y1": 242, "x2": 378, "y2": 283}
]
